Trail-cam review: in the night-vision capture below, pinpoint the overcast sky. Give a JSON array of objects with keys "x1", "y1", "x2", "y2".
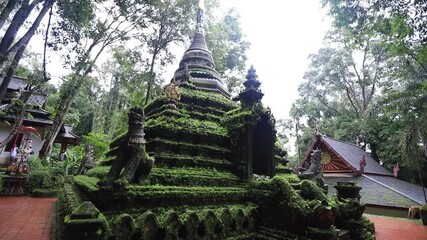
[
  {"x1": 217, "y1": 0, "x2": 331, "y2": 120},
  {"x1": 30, "y1": 0, "x2": 331, "y2": 122}
]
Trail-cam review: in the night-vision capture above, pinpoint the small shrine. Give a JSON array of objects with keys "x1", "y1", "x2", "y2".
[{"x1": 55, "y1": 2, "x2": 374, "y2": 239}]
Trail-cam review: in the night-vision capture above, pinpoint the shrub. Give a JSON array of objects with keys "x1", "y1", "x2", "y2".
[{"x1": 26, "y1": 170, "x2": 64, "y2": 194}]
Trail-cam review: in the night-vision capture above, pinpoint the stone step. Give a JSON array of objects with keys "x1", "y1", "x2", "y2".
[
  {"x1": 147, "y1": 166, "x2": 240, "y2": 187},
  {"x1": 256, "y1": 226, "x2": 301, "y2": 240},
  {"x1": 147, "y1": 138, "x2": 231, "y2": 160},
  {"x1": 95, "y1": 184, "x2": 250, "y2": 209},
  {"x1": 145, "y1": 125, "x2": 229, "y2": 148},
  {"x1": 152, "y1": 153, "x2": 233, "y2": 171}
]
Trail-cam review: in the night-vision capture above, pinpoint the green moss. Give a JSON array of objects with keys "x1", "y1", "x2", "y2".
[
  {"x1": 74, "y1": 175, "x2": 99, "y2": 192},
  {"x1": 86, "y1": 166, "x2": 110, "y2": 179},
  {"x1": 179, "y1": 87, "x2": 238, "y2": 111},
  {"x1": 148, "y1": 138, "x2": 231, "y2": 154},
  {"x1": 306, "y1": 226, "x2": 338, "y2": 239},
  {"x1": 110, "y1": 131, "x2": 127, "y2": 149},
  {"x1": 361, "y1": 216, "x2": 375, "y2": 239},
  {"x1": 32, "y1": 188, "x2": 61, "y2": 198},
  {"x1": 152, "y1": 152, "x2": 232, "y2": 169},
  {"x1": 145, "y1": 115, "x2": 228, "y2": 137},
  {"x1": 147, "y1": 167, "x2": 239, "y2": 187},
  {"x1": 125, "y1": 185, "x2": 248, "y2": 202},
  {"x1": 222, "y1": 108, "x2": 257, "y2": 130},
  {"x1": 148, "y1": 108, "x2": 187, "y2": 120},
  {"x1": 249, "y1": 176, "x2": 311, "y2": 218},
  {"x1": 299, "y1": 180, "x2": 328, "y2": 201},
  {"x1": 277, "y1": 174, "x2": 301, "y2": 184}
]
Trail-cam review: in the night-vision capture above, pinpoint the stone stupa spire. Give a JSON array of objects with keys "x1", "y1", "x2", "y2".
[
  {"x1": 196, "y1": 0, "x2": 205, "y2": 34},
  {"x1": 172, "y1": 0, "x2": 231, "y2": 98}
]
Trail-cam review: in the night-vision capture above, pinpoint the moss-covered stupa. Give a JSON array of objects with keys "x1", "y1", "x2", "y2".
[{"x1": 56, "y1": 1, "x2": 374, "y2": 239}]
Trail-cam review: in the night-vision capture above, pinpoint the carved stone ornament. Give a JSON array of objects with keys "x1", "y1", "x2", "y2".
[{"x1": 163, "y1": 80, "x2": 181, "y2": 103}]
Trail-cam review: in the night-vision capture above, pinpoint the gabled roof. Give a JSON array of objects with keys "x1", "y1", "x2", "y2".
[
  {"x1": 0, "y1": 77, "x2": 52, "y2": 126},
  {"x1": 54, "y1": 125, "x2": 79, "y2": 145},
  {"x1": 0, "y1": 76, "x2": 27, "y2": 91},
  {"x1": 303, "y1": 134, "x2": 392, "y2": 176},
  {"x1": 322, "y1": 136, "x2": 392, "y2": 176},
  {"x1": 27, "y1": 93, "x2": 48, "y2": 107}
]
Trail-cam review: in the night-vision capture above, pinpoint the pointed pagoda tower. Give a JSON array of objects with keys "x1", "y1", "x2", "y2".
[
  {"x1": 239, "y1": 65, "x2": 264, "y2": 107},
  {"x1": 172, "y1": 0, "x2": 231, "y2": 98}
]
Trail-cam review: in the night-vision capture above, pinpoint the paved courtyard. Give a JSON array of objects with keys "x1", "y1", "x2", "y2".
[
  {"x1": 365, "y1": 214, "x2": 427, "y2": 240},
  {"x1": 0, "y1": 197, "x2": 55, "y2": 240}
]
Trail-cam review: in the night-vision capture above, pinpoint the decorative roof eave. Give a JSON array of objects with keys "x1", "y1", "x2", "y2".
[
  {"x1": 301, "y1": 134, "x2": 322, "y2": 167},
  {"x1": 302, "y1": 134, "x2": 394, "y2": 176},
  {"x1": 321, "y1": 137, "x2": 359, "y2": 173}
]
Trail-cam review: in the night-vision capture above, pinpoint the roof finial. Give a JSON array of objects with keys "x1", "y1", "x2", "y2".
[{"x1": 196, "y1": 0, "x2": 205, "y2": 34}]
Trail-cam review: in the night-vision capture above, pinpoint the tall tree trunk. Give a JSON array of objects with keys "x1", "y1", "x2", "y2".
[
  {"x1": 39, "y1": 75, "x2": 84, "y2": 158},
  {"x1": 0, "y1": 46, "x2": 26, "y2": 103},
  {"x1": 0, "y1": 0, "x2": 34, "y2": 55},
  {"x1": 144, "y1": 53, "x2": 157, "y2": 105},
  {"x1": 0, "y1": 0, "x2": 18, "y2": 30},
  {"x1": 0, "y1": 0, "x2": 55, "y2": 99}
]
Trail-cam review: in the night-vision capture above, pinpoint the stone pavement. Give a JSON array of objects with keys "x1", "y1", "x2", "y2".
[
  {"x1": 0, "y1": 196, "x2": 56, "y2": 240},
  {"x1": 366, "y1": 214, "x2": 427, "y2": 240}
]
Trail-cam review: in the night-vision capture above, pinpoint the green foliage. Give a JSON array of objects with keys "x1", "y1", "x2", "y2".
[
  {"x1": 26, "y1": 170, "x2": 64, "y2": 194},
  {"x1": 28, "y1": 157, "x2": 50, "y2": 171},
  {"x1": 205, "y1": 7, "x2": 249, "y2": 94},
  {"x1": 82, "y1": 132, "x2": 109, "y2": 160},
  {"x1": 361, "y1": 216, "x2": 375, "y2": 240},
  {"x1": 51, "y1": 145, "x2": 84, "y2": 175}
]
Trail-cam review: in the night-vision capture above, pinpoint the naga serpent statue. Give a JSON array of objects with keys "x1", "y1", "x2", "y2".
[{"x1": 104, "y1": 107, "x2": 155, "y2": 183}]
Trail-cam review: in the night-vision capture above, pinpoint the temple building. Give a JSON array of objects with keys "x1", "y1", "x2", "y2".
[
  {"x1": 302, "y1": 134, "x2": 427, "y2": 217},
  {"x1": 0, "y1": 76, "x2": 79, "y2": 165}
]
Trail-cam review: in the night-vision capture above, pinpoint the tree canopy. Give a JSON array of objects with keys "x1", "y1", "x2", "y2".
[{"x1": 288, "y1": 0, "x2": 427, "y2": 193}]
